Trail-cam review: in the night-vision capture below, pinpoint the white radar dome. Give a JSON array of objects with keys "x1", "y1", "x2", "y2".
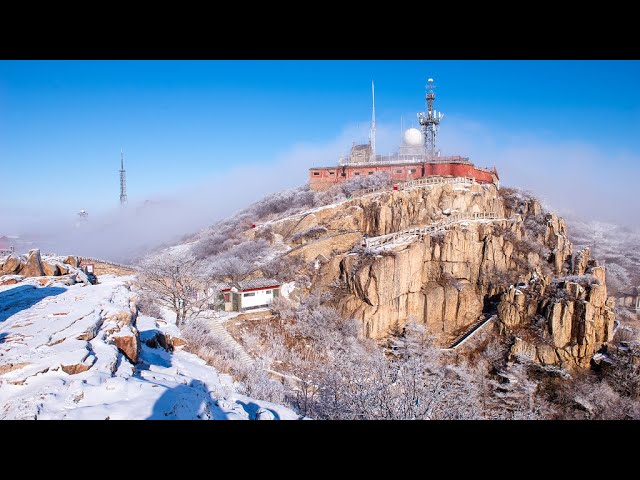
[{"x1": 403, "y1": 128, "x2": 423, "y2": 146}]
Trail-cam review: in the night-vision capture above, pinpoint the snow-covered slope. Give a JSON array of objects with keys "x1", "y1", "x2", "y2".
[
  {"x1": 565, "y1": 216, "x2": 640, "y2": 294},
  {"x1": 0, "y1": 275, "x2": 297, "y2": 420}
]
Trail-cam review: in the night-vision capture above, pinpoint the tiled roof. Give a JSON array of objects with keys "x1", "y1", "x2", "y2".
[
  {"x1": 209, "y1": 278, "x2": 280, "y2": 292},
  {"x1": 234, "y1": 278, "x2": 280, "y2": 291}
]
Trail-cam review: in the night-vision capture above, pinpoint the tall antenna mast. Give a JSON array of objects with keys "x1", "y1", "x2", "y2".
[
  {"x1": 119, "y1": 148, "x2": 127, "y2": 205},
  {"x1": 369, "y1": 81, "x2": 376, "y2": 162},
  {"x1": 418, "y1": 77, "x2": 444, "y2": 158}
]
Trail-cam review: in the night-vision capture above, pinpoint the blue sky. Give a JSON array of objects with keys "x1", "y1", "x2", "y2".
[{"x1": 1, "y1": 60, "x2": 639, "y2": 252}]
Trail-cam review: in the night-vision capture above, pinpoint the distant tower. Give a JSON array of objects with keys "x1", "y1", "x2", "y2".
[
  {"x1": 119, "y1": 148, "x2": 127, "y2": 205},
  {"x1": 369, "y1": 81, "x2": 376, "y2": 162},
  {"x1": 418, "y1": 78, "x2": 445, "y2": 158},
  {"x1": 77, "y1": 209, "x2": 88, "y2": 222}
]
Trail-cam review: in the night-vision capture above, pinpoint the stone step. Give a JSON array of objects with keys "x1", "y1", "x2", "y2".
[{"x1": 205, "y1": 319, "x2": 254, "y2": 366}]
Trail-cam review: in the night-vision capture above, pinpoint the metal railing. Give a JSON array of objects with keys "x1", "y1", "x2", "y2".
[
  {"x1": 364, "y1": 212, "x2": 501, "y2": 249},
  {"x1": 79, "y1": 256, "x2": 135, "y2": 270},
  {"x1": 360, "y1": 176, "x2": 475, "y2": 195},
  {"x1": 339, "y1": 154, "x2": 472, "y2": 167}
]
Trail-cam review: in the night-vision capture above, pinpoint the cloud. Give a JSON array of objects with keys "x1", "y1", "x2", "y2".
[
  {"x1": 4, "y1": 124, "x2": 365, "y2": 262},
  {"x1": 5, "y1": 117, "x2": 636, "y2": 262},
  {"x1": 438, "y1": 118, "x2": 640, "y2": 227}
]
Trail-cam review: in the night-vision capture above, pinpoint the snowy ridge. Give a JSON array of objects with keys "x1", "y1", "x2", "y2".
[{"x1": 0, "y1": 275, "x2": 297, "y2": 420}]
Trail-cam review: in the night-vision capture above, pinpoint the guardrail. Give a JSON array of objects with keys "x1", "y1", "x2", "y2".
[
  {"x1": 339, "y1": 155, "x2": 472, "y2": 167},
  {"x1": 364, "y1": 212, "x2": 501, "y2": 249},
  {"x1": 360, "y1": 176, "x2": 476, "y2": 196},
  {"x1": 79, "y1": 257, "x2": 135, "y2": 270}
]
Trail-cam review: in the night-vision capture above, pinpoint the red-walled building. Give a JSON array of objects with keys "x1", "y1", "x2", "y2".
[{"x1": 309, "y1": 156, "x2": 499, "y2": 191}]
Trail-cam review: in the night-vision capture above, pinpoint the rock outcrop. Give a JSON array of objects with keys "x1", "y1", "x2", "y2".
[
  {"x1": 42, "y1": 261, "x2": 59, "y2": 277},
  {"x1": 263, "y1": 182, "x2": 612, "y2": 369},
  {"x1": 267, "y1": 182, "x2": 506, "y2": 241},
  {"x1": 287, "y1": 184, "x2": 570, "y2": 346},
  {"x1": 499, "y1": 249, "x2": 615, "y2": 368},
  {"x1": 20, "y1": 249, "x2": 45, "y2": 277},
  {"x1": 1, "y1": 255, "x2": 22, "y2": 274},
  {"x1": 103, "y1": 292, "x2": 141, "y2": 364},
  {"x1": 0, "y1": 251, "x2": 93, "y2": 285}
]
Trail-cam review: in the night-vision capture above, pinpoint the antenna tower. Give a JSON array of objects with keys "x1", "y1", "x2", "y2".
[
  {"x1": 418, "y1": 78, "x2": 444, "y2": 158},
  {"x1": 119, "y1": 149, "x2": 127, "y2": 205}
]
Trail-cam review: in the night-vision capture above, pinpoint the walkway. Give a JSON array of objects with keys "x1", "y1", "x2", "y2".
[
  {"x1": 364, "y1": 211, "x2": 503, "y2": 249},
  {"x1": 200, "y1": 312, "x2": 255, "y2": 367},
  {"x1": 442, "y1": 315, "x2": 496, "y2": 350},
  {"x1": 360, "y1": 176, "x2": 476, "y2": 196}
]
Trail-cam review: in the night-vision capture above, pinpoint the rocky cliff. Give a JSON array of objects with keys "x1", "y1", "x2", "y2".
[
  {"x1": 260, "y1": 182, "x2": 614, "y2": 369},
  {"x1": 500, "y1": 249, "x2": 616, "y2": 368}
]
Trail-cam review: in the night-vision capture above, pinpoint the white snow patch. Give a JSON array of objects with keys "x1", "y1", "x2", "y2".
[
  {"x1": 280, "y1": 282, "x2": 296, "y2": 299},
  {"x1": 0, "y1": 276, "x2": 298, "y2": 420}
]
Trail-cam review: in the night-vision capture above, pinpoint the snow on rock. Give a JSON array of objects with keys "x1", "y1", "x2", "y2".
[
  {"x1": 280, "y1": 282, "x2": 296, "y2": 299},
  {"x1": 0, "y1": 275, "x2": 298, "y2": 420}
]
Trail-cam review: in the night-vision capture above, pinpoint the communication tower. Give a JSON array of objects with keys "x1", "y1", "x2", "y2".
[
  {"x1": 418, "y1": 78, "x2": 444, "y2": 158},
  {"x1": 119, "y1": 148, "x2": 127, "y2": 205}
]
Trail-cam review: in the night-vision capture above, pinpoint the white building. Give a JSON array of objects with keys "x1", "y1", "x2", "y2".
[{"x1": 209, "y1": 278, "x2": 281, "y2": 312}]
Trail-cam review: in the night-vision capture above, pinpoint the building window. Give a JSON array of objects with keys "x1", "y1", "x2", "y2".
[
  {"x1": 354, "y1": 172, "x2": 360, "y2": 176},
  {"x1": 312, "y1": 172, "x2": 320, "y2": 176},
  {"x1": 368, "y1": 171, "x2": 374, "y2": 175},
  {"x1": 329, "y1": 171, "x2": 335, "y2": 175},
  {"x1": 409, "y1": 169, "x2": 416, "y2": 174},
  {"x1": 243, "y1": 292, "x2": 255, "y2": 297},
  {"x1": 395, "y1": 169, "x2": 403, "y2": 173},
  {"x1": 265, "y1": 290, "x2": 271, "y2": 295}
]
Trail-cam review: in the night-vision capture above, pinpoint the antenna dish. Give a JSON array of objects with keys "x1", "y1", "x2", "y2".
[{"x1": 427, "y1": 78, "x2": 434, "y2": 82}]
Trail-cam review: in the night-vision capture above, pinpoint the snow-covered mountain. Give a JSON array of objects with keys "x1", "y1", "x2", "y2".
[
  {"x1": 0, "y1": 275, "x2": 297, "y2": 420},
  {"x1": 565, "y1": 216, "x2": 640, "y2": 295}
]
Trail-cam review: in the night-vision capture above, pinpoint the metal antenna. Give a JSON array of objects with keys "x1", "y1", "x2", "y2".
[
  {"x1": 369, "y1": 81, "x2": 376, "y2": 162},
  {"x1": 119, "y1": 148, "x2": 127, "y2": 205},
  {"x1": 418, "y1": 77, "x2": 444, "y2": 158}
]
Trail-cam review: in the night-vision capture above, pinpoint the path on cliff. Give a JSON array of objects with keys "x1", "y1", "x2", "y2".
[
  {"x1": 365, "y1": 212, "x2": 507, "y2": 249},
  {"x1": 444, "y1": 315, "x2": 496, "y2": 350}
]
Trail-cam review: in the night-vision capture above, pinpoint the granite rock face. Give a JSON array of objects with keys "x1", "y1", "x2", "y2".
[{"x1": 268, "y1": 183, "x2": 613, "y2": 368}]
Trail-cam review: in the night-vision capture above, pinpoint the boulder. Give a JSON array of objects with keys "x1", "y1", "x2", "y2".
[
  {"x1": 61, "y1": 362, "x2": 93, "y2": 375},
  {"x1": 0, "y1": 275, "x2": 23, "y2": 286},
  {"x1": 64, "y1": 256, "x2": 80, "y2": 268},
  {"x1": 56, "y1": 263, "x2": 69, "y2": 275},
  {"x1": 168, "y1": 335, "x2": 187, "y2": 348},
  {"x1": 2, "y1": 255, "x2": 22, "y2": 274},
  {"x1": 73, "y1": 268, "x2": 91, "y2": 286},
  {"x1": 42, "y1": 261, "x2": 60, "y2": 277},
  {"x1": 104, "y1": 306, "x2": 141, "y2": 364},
  {"x1": 20, "y1": 249, "x2": 45, "y2": 277},
  {"x1": 111, "y1": 333, "x2": 140, "y2": 364}
]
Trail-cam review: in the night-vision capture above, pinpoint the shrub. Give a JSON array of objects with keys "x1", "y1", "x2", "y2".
[
  {"x1": 291, "y1": 225, "x2": 328, "y2": 243},
  {"x1": 341, "y1": 171, "x2": 392, "y2": 196}
]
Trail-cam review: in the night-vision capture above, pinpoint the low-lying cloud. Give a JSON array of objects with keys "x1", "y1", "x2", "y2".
[{"x1": 3, "y1": 118, "x2": 636, "y2": 262}]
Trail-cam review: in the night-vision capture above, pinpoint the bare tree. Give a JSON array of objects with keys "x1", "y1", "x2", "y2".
[{"x1": 137, "y1": 250, "x2": 213, "y2": 326}]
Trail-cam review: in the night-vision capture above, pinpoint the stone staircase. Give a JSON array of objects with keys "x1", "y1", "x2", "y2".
[{"x1": 205, "y1": 317, "x2": 255, "y2": 367}]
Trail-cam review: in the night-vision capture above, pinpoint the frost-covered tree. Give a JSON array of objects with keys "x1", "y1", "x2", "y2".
[
  {"x1": 341, "y1": 171, "x2": 392, "y2": 196},
  {"x1": 137, "y1": 250, "x2": 213, "y2": 326}
]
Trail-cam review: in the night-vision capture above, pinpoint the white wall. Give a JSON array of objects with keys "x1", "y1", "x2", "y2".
[{"x1": 239, "y1": 288, "x2": 276, "y2": 309}]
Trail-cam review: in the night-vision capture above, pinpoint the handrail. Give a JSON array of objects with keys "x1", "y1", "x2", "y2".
[
  {"x1": 78, "y1": 256, "x2": 135, "y2": 270},
  {"x1": 360, "y1": 176, "x2": 476, "y2": 196},
  {"x1": 364, "y1": 212, "x2": 503, "y2": 249}
]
